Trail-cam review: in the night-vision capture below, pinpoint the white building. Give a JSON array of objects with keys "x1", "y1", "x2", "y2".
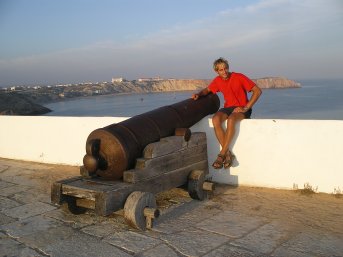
[{"x1": 112, "y1": 77, "x2": 124, "y2": 83}]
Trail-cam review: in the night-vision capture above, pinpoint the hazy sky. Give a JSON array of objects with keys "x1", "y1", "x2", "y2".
[{"x1": 1, "y1": 0, "x2": 342, "y2": 87}]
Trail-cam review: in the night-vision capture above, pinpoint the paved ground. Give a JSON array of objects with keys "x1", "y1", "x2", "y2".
[{"x1": 0, "y1": 158, "x2": 342, "y2": 257}]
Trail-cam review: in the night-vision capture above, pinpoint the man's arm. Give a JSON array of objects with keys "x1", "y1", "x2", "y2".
[
  {"x1": 191, "y1": 87, "x2": 211, "y2": 100},
  {"x1": 234, "y1": 85, "x2": 262, "y2": 113},
  {"x1": 245, "y1": 85, "x2": 262, "y2": 110}
]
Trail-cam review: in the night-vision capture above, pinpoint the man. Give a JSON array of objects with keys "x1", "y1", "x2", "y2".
[{"x1": 192, "y1": 57, "x2": 262, "y2": 169}]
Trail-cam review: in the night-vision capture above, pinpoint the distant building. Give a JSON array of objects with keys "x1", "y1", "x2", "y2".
[{"x1": 112, "y1": 77, "x2": 125, "y2": 83}]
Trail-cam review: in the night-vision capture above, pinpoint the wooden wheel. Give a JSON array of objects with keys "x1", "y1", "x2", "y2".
[
  {"x1": 124, "y1": 191, "x2": 159, "y2": 230},
  {"x1": 188, "y1": 170, "x2": 207, "y2": 200}
]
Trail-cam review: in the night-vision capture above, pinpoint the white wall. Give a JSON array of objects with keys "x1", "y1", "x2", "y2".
[
  {"x1": 0, "y1": 116, "x2": 127, "y2": 166},
  {"x1": 0, "y1": 116, "x2": 342, "y2": 194}
]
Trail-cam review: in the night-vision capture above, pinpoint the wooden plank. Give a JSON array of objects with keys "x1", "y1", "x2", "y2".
[
  {"x1": 62, "y1": 178, "x2": 120, "y2": 191},
  {"x1": 124, "y1": 144, "x2": 207, "y2": 183},
  {"x1": 60, "y1": 178, "x2": 124, "y2": 200},
  {"x1": 62, "y1": 184, "x2": 97, "y2": 200},
  {"x1": 76, "y1": 198, "x2": 95, "y2": 209},
  {"x1": 143, "y1": 132, "x2": 206, "y2": 159},
  {"x1": 136, "y1": 143, "x2": 207, "y2": 169},
  {"x1": 125, "y1": 151, "x2": 206, "y2": 183},
  {"x1": 54, "y1": 178, "x2": 128, "y2": 216},
  {"x1": 51, "y1": 177, "x2": 83, "y2": 205},
  {"x1": 139, "y1": 159, "x2": 209, "y2": 192},
  {"x1": 51, "y1": 181, "x2": 63, "y2": 205},
  {"x1": 94, "y1": 184, "x2": 132, "y2": 216},
  {"x1": 82, "y1": 177, "x2": 124, "y2": 186},
  {"x1": 187, "y1": 132, "x2": 207, "y2": 147},
  {"x1": 143, "y1": 136, "x2": 187, "y2": 158}
]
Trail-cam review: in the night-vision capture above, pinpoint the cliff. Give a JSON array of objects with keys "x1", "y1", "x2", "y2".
[
  {"x1": 136, "y1": 77, "x2": 301, "y2": 91},
  {"x1": 142, "y1": 77, "x2": 300, "y2": 91}
]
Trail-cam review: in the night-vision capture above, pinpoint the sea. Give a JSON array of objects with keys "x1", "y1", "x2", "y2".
[{"x1": 43, "y1": 79, "x2": 343, "y2": 120}]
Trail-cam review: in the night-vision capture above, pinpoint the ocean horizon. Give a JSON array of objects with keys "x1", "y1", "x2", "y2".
[{"x1": 43, "y1": 79, "x2": 343, "y2": 120}]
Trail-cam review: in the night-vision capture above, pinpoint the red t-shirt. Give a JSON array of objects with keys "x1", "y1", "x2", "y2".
[{"x1": 208, "y1": 72, "x2": 255, "y2": 108}]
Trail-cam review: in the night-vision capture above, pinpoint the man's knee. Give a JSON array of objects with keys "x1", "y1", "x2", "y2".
[
  {"x1": 227, "y1": 113, "x2": 244, "y2": 126},
  {"x1": 212, "y1": 112, "x2": 225, "y2": 126}
]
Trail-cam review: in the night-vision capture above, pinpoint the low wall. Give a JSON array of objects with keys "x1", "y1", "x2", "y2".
[{"x1": 0, "y1": 116, "x2": 342, "y2": 194}]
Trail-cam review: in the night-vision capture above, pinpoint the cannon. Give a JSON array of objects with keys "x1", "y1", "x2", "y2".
[
  {"x1": 82, "y1": 93, "x2": 220, "y2": 180},
  {"x1": 52, "y1": 94, "x2": 219, "y2": 230}
]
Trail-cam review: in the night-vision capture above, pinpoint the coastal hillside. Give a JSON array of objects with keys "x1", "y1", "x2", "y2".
[
  {"x1": 1, "y1": 77, "x2": 300, "y2": 115},
  {"x1": 0, "y1": 92, "x2": 51, "y2": 115}
]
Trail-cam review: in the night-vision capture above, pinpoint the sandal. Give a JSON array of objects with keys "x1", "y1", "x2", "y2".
[
  {"x1": 224, "y1": 151, "x2": 235, "y2": 169},
  {"x1": 212, "y1": 154, "x2": 226, "y2": 169}
]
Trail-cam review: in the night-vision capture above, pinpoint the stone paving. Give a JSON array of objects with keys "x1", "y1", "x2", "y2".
[{"x1": 0, "y1": 158, "x2": 342, "y2": 257}]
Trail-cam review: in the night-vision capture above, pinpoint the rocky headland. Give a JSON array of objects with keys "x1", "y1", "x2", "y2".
[
  {"x1": 0, "y1": 77, "x2": 300, "y2": 115},
  {"x1": 252, "y1": 77, "x2": 301, "y2": 89}
]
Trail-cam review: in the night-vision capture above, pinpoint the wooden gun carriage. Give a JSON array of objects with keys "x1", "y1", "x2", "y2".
[
  {"x1": 51, "y1": 94, "x2": 219, "y2": 230},
  {"x1": 51, "y1": 131, "x2": 214, "y2": 230}
]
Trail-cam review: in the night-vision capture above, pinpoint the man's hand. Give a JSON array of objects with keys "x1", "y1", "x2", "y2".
[
  {"x1": 233, "y1": 107, "x2": 249, "y2": 113},
  {"x1": 191, "y1": 88, "x2": 210, "y2": 100},
  {"x1": 191, "y1": 93, "x2": 200, "y2": 100}
]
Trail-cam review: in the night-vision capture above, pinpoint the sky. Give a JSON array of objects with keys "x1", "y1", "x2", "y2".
[{"x1": 0, "y1": 0, "x2": 343, "y2": 87}]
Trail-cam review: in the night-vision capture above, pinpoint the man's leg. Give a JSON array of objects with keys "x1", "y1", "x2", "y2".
[
  {"x1": 212, "y1": 111, "x2": 229, "y2": 148},
  {"x1": 211, "y1": 112, "x2": 229, "y2": 168},
  {"x1": 220, "y1": 112, "x2": 245, "y2": 155},
  {"x1": 211, "y1": 111, "x2": 245, "y2": 168}
]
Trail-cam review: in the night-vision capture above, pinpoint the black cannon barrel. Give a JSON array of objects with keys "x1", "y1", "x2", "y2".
[{"x1": 83, "y1": 93, "x2": 220, "y2": 179}]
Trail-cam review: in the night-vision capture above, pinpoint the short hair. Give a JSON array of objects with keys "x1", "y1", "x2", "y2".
[{"x1": 213, "y1": 57, "x2": 229, "y2": 71}]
